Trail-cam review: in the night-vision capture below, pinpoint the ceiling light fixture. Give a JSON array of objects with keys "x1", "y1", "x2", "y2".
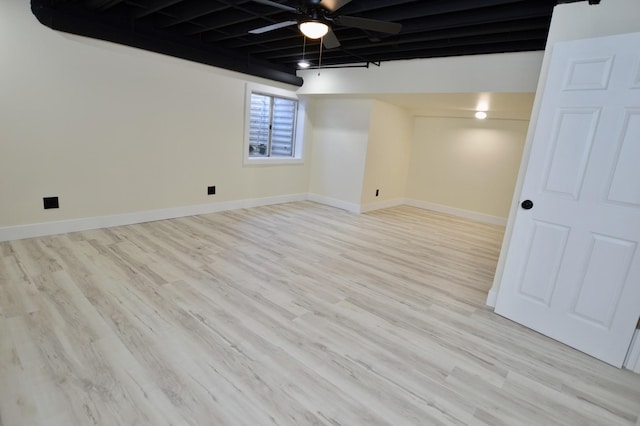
[
  {"x1": 475, "y1": 111, "x2": 487, "y2": 119},
  {"x1": 476, "y1": 101, "x2": 489, "y2": 112},
  {"x1": 299, "y1": 21, "x2": 329, "y2": 39},
  {"x1": 298, "y1": 60, "x2": 311, "y2": 68}
]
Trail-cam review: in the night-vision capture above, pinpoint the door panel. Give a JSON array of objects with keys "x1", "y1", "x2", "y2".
[
  {"x1": 543, "y1": 108, "x2": 600, "y2": 198},
  {"x1": 562, "y1": 56, "x2": 613, "y2": 90},
  {"x1": 518, "y1": 221, "x2": 569, "y2": 306},
  {"x1": 495, "y1": 32, "x2": 640, "y2": 367},
  {"x1": 607, "y1": 110, "x2": 640, "y2": 206},
  {"x1": 569, "y1": 234, "x2": 635, "y2": 329}
]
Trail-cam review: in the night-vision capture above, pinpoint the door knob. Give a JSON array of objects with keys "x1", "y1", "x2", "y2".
[{"x1": 521, "y1": 200, "x2": 534, "y2": 210}]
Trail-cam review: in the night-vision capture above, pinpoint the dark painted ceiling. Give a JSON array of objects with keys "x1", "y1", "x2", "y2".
[{"x1": 31, "y1": 0, "x2": 589, "y2": 86}]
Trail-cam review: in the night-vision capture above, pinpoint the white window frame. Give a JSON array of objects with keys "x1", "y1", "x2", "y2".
[{"x1": 243, "y1": 83, "x2": 305, "y2": 165}]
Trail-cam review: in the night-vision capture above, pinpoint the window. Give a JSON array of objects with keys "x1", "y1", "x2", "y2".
[
  {"x1": 244, "y1": 83, "x2": 304, "y2": 164},
  {"x1": 249, "y1": 94, "x2": 297, "y2": 157}
]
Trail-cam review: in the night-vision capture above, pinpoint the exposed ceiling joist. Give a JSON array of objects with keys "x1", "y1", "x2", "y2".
[{"x1": 31, "y1": 0, "x2": 589, "y2": 86}]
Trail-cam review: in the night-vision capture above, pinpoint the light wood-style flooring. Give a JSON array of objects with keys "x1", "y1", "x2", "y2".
[{"x1": 1, "y1": 201, "x2": 639, "y2": 425}]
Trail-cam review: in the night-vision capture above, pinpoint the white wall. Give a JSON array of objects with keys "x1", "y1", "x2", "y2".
[
  {"x1": 489, "y1": 0, "x2": 640, "y2": 305},
  {"x1": 407, "y1": 117, "x2": 527, "y2": 221},
  {"x1": 360, "y1": 101, "x2": 413, "y2": 209},
  {"x1": 297, "y1": 52, "x2": 544, "y2": 95},
  {"x1": 300, "y1": 50, "x2": 541, "y2": 218},
  {"x1": 307, "y1": 98, "x2": 372, "y2": 210},
  {"x1": 0, "y1": 0, "x2": 310, "y2": 230}
]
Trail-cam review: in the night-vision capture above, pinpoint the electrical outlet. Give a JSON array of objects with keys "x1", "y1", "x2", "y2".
[
  {"x1": 375, "y1": 189, "x2": 379, "y2": 197},
  {"x1": 43, "y1": 196, "x2": 59, "y2": 209},
  {"x1": 207, "y1": 186, "x2": 216, "y2": 195}
]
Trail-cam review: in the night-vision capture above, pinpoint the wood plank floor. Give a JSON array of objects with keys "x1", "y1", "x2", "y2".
[{"x1": 1, "y1": 201, "x2": 638, "y2": 425}]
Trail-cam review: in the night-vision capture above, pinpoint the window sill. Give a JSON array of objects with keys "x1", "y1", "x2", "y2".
[{"x1": 243, "y1": 157, "x2": 304, "y2": 166}]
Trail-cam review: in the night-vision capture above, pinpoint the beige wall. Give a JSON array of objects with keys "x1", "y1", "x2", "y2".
[
  {"x1": 0, "y1": 0, "x2": 310, "y2": 228},
  {"x1": 307, "y1": 98, "x2": 372, "y2": 206},
  {"x1": 407, "y1": 117, "x2": 527, "y2": 219},
  {"x1": 360, "y1": 101, "x2": 413, "y2": 207},
  {"x1": 490, "y1": 0, "x2": 640, "y2": 304},
  {"x1": 0, "y1": 0, "x2": 543, "y2": 235}
]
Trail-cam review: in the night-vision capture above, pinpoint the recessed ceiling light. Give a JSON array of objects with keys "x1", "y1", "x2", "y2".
[
  {"x1": 298, "y1": 60, "x2": 311, "y2": 68},
  {"x1": 475, "y1": 111, "x2": 487, "y2": 119}
]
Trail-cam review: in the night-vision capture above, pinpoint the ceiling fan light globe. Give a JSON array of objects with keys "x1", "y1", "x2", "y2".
[{"x1": 299, "y1": 21, "x2": 329, "y2": 39}]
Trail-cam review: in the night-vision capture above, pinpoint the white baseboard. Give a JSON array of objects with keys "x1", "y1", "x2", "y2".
[
  {"x1": 0, "y1": 193, "x2": 307, "y2": 242},
  {"x1": 624, "y1": 329, "x2": 640, "y2": 374},
  {"x1": 360, "y1": 198, "x2": 405, "y2": 213},
  {"x1": 404, "y1": 199, "x2": 507, "y2": 226},
  {"x1": 1, "y1": 194, "x2": 508, "y2": 242},
  {"x1": 307, "y1": 193, "x2": 361, "y2": 213}
]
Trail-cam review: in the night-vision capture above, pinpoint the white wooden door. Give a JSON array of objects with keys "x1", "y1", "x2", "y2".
[{"x1": 495, "y1": 32, "x2": 640, "y2": 367}]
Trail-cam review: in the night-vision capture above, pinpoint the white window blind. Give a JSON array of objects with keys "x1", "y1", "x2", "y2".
[{"x1": 248, "y1": 93, "x2": 297, "y2": 157}]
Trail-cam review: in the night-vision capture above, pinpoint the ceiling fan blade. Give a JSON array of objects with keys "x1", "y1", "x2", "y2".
[
  {"x1": 251, "y1": 0, "x2": 298, "y2": 13},
  {"x1": 334, "y1": 15, "x2": 402, "y2": 34},
  {"x1": 319, "y1": 0, "x2": 352, "y2": 13},
  {"x1": 249, "y1": 20, "x2": 298, "y2": 34},
  {"x1": 323, "y1": 28, "x2": 341, "y2": 49}
]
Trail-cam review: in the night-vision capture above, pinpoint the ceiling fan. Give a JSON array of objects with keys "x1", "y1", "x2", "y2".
[{"x1": 248, "y1": 0, "x2": 402, "y2": 49}]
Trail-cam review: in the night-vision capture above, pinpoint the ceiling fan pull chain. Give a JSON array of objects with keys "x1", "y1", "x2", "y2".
[
  {"x1": 318, "y1": 37, "x2": 323, "y2": 76},
  {"x1": 302, "y1": 36, "x2": 306, "y2": 61}
]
